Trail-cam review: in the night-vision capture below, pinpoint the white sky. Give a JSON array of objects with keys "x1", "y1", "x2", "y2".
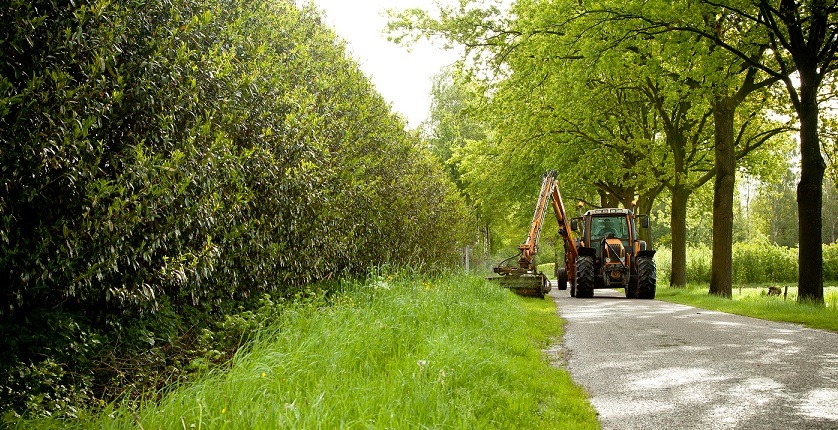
[{"x1": 310, "y1": 0, "x2": 461, "y2": 129}]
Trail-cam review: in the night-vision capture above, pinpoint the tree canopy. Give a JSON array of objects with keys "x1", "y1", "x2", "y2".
[{"x1": 389, "y1": 0, "x2": 797, "y2": 296}]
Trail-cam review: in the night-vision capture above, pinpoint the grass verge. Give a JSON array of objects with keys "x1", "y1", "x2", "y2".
[
  {"x1": 23, "y1": 273, "x2": 598, "y2": 429},
  {"x1": 656, "y1": 285, "x2": 838, "y2": 332}
]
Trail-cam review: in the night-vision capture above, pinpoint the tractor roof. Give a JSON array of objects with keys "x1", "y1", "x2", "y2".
[{"x1": 584, "y1": 208, "x2": 633, "y2": 217}]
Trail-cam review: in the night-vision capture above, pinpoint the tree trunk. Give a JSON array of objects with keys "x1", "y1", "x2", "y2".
[
  {"x1": 797, "y1": 79, "x2": 825, "y2": 304},
  {"x1": 483, "y1": 223, "x2": 491, "y2": 271},
  {"x1": 599, "y1": 191, "x2": 619, "y2": 208},
  {"x1": 636, "y1": 188, "x2": 661, "y2": 245},
  {"x1": 670, "y1": 186, "x2": 690, "y2": 287},
  {"x1": 709, "y1": 98, "x2": 735, "y2": 298}
]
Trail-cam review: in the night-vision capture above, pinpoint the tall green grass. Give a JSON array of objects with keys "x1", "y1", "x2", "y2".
[{"x1": 24, "y1": 274, "x2": 598, "y2": 429}]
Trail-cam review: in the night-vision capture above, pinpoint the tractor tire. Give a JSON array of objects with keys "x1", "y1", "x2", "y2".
[
  {"x1": 574, "y1": 256, "x2": 595, "y2": 298},
  {"x1": 556, "y1": 267, "x2": 568, "y2": 291},
  {"x1": 625, "y1": 280, "x2": 637, "y2": 298},
  {"x1": 636, "y1": 256, "x2": 657, "y2": 299},
  {"x1": 570, "y1": 278, "x2": 577, "y2": 297}
]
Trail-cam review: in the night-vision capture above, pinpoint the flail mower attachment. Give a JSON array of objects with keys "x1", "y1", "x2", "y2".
[
  {"x1": 490, "y1": 252, "x2": 551, "y2": 298},
  {"x1": 490, "y1": 272, "x2": 550, "y2": 298}
]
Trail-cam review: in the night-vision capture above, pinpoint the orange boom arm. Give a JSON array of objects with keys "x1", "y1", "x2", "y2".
[{"x1": 492, "y1": 171, "x2": 579, "y2": 297}]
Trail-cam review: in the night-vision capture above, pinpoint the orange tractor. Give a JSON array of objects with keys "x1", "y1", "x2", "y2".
[{"x1": 492, "y1": 171, "x2": 657, "y2": 299}]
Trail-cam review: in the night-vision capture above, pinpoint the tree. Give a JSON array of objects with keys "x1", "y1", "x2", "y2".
[
  {"x1": 601, "y1": 0, "x2": 838, "y2": 303},
  {"x1": 708, "y1": 70, "x2": 789, "y2": 296},
  {"x1": 423, "y1": 66, "x2": 489, "y2": 185},
  {"x1": 422, "y1": 65, "x2": 497, "y2": 261},
  {"x1": 559, "y1": 0, "x2": 791, "y2": 294}
]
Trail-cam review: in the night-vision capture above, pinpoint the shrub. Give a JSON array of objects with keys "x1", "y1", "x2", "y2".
[
  {"x1": 684, "y1": 245, "x2": 712, "y2": 284},
  {"x1": 656, "y1": 242, "x2": 805, "y2": 285},
  {"x1": 823, "y1": 242, "x2": 838, "y2": 281},
  {"x1": 0, "y1": 312, "x2": 102, "y2": 419},
  {"x1": 732, "y1": 241, "x2": 797, "y2": 284},
  {"x1": 652, "y1": 246, "x2": 712, "y2": 284}
]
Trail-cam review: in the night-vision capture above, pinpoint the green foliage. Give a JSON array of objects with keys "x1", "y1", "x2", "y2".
[
  {"x1": 657, "y1": 242, "x2": 823, "y2": 286},
  {"x1": 0, "y1": 311, "x2": 102, "y2": 419},
  {"x1": 822, "y1": 179, "x2": 838, "y2": 244},
  {"x1": 823, "y1": 242, "x2": 838, "y2": 281},
  {"x1": 731, "y1": 241, "x2": 798, "y2": 284},
  {"x1": 423, "y1": 66, "x2": 488, "y2": 187},
  {"x1": 655, "y1": 246, "x2": 712, "y2": 284},
  {"x1": 0, "y1": 0, "x2": 471, "y2": 419}
]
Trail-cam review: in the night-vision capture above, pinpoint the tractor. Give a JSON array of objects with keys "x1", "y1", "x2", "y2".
[
  {"x1": 491, "y1": 171, "x2": 657, "y2": 300},
  {"x1": 556, "y1": 208, "x2": 657, "y2": 299}
]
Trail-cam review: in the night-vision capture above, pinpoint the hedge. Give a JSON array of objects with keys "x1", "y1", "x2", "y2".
[{"x1": 656, "y1": 241, "x2": 838, "y2": 285}]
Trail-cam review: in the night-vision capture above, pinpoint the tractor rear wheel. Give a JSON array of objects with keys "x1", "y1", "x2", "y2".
[
  {"x1": 636, "y1": 256, "x2": 657, "y2": 299},
  {"x1": 556, "y1": 267, "x2": 568, "y2": 291},
  {"x1": 574, "y1": 256, "x2": 595, "y2": 298}
]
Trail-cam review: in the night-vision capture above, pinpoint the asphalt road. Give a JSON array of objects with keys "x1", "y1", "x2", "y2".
[{"x1": 550, "y1": 286, "x2": 838, "y2": 430}]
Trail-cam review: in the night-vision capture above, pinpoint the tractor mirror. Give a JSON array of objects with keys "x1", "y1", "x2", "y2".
[
  {"x1": 640, "y1": 216, "x2": 650, "y2": 229},
  {"x1": 571, "y1": 219, "x2": 579, "y2": 231}
]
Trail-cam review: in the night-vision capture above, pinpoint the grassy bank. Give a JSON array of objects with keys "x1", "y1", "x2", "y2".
[
  {"x1": 656, "y1": 285, "x2": 838, "y2": 332},
  {"x1": 21, "y1": 274, "x2": 598, "y2": 429}
]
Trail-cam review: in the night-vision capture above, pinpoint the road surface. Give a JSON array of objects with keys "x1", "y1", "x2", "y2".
[{"x1": 550, "y1": 287, "x2": 838, "y2": 430}]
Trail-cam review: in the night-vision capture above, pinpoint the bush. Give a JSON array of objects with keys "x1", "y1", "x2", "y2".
[
  {"x1": 653, "y1": 246, "x2": 712, "y2": 285},
  {"x1": 656, "y1": 242, "x2": 806, "y2": 285},
  {"x1": 684, "y1": 245, "x2": 712, "y2": 284},
  {"x1": 0, "y1": 311, "x2": 102, "y2": 419},
  {"x1": 823, "y1": 242, "x2": 838, "y2": 281},
  {"x1": 731, "y1": 241, "x2": 797, "y2": 284}
]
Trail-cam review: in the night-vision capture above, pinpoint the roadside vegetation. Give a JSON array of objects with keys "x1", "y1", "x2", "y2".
[
  {"x1": 14, "y1": 274, "x2": 599, "y2": 430},
  {"x1": 653, "y1": 246, "x2": 838, "y2": 332},
  {"x1": 656, "y1": 285, "x2": 838, "y2": 332},
  {"x1": 1, "y1": 0, "x2": 471, "y2": 420}
]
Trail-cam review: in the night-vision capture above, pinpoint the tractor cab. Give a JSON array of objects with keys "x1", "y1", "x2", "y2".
[
  {"x1": 589, "y1": 213, "x2": 631, "y2": 255},
  {"x1": 573, "y1": 209, "x2": 637, "y2": 257}
]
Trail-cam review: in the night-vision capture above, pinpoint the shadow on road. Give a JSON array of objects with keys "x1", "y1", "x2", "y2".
[{"x1": 551, "y1": 285, "x2": 838, "y2": 430}]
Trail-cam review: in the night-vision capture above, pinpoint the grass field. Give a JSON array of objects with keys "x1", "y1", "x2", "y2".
[
  {"x1": 656, "y1": 285, "x2": 838, "y2": 332},
  {"x1": 20, "y1": 274, "x2": 599, "y2": 429}
]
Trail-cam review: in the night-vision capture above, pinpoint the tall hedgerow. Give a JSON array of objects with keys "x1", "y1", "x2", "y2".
[
  {"x1": 822, "y1": 242, "x2": 838, "y2": 281},
  {"x1": 731, "y1": 240, "x2": 797, "y2": 284},
  {"x1": 657, "y1": 242, "x2": 818, "y2": 286},
  {"x1": 0, "y1": 0, "x2": 470, "y2": 417}
]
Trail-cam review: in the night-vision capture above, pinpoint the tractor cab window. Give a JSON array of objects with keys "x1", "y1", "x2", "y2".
[{"x1": 590, "y1": 216, "x2": 629, "y2": 245}]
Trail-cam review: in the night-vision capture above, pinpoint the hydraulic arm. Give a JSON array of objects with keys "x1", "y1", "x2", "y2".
[{"x1": 492, "y1": 171, "x2": 578, "y2": 298}]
